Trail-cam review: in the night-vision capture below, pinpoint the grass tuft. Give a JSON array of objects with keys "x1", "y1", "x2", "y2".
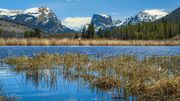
[
  {"x1": 4, "y1": 53, "x2": 180, "y2": 100},
  {"x1": 0, "y1": 38, "x2": 179, "y2": 46}
]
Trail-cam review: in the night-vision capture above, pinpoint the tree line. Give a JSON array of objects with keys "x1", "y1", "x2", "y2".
[
  {"x1": 110, "y1": 18, "x2": 180, "y2": 40},
  {"x1": 81, "y1": 23, "x2": 95, "y2": 39},
  {"x1": 0, "y1": 29, "x2": 2, "y2": 37},
  {"x1": 80, "y1": 18, "x2": 180, "y2": 40},
  {"x1": 24, "y1": 28, "x2": 41, "y2": 38},
  {"x1": 0, "y1": 28, "x2": 41, "y2": 38},
  {"x1": 80, "y1": 23, "x2": 112, "y2": 39}
]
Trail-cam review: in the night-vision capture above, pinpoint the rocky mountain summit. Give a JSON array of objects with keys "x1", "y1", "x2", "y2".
[{"x1": 0, "y1": 7, "x2": 75, "y2": 34}]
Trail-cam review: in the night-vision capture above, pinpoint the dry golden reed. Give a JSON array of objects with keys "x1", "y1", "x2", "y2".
[
  {"x1": 0, "y1": 38, "x2": 179, "y2": 46},
  {"x1": 4, "y1": 53, "x2": 180, "y2": 100}
]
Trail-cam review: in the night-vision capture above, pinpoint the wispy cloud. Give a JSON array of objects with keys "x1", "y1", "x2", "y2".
[{"x1": 62, "y1": 17, "x2": 91, "y2": 30}]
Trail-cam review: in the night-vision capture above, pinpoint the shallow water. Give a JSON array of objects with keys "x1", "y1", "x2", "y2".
[
  {"x1": 0, "y1": 46, "x2": 179, "y2": 101},
  {"x1": 0, "y1": 46, "x2": 179, "y2": 58}
]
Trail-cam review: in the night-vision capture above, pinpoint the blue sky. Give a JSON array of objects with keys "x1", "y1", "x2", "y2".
[{"x1": 0, "y1": 0, "x2": 179, "y2": 19}]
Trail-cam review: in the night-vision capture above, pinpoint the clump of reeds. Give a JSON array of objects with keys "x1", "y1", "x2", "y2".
[
  {"x1": 91, "y1": 76, "x2": 121, "y2": 91},
  {"x1": 3, "y1": 53, "x2": 180, "y2": 100},
  {"x1": 0, "y1": 38, "x2": 180, "y2": 46},
  {"x1": 138, "y1": 76, "x2": 180, "y2": 101},
  {"x1": 5, "y1": 53, "x2": 62, "y2": 69}
]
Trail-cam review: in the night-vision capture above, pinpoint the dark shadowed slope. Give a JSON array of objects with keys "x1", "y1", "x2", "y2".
[
  {"x1": 0, "y1": 19, "x2": 34, "y2": 37},
  {"x1": 162, "y1": 7, "x2": 180, "y2": 23}
]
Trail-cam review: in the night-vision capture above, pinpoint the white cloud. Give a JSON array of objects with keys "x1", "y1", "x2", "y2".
[
  {"x1": 62, "y1": 17, "x2": 91, "y2": 30},
  {"x1": 143, "y1": 9, "x2": 168, "y2": 17}
]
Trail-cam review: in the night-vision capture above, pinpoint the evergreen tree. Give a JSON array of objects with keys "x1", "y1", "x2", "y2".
[
  {"x1": 86, "y1": 23, "x2": 95, "y2": 39},
  {"x1": 81, "y1": 27, "x2": 86, "y2": 39},
  {"x1": 90, "y1": 22, "x2": 95, "y2": 39},
  {"x1": 162, "y1": 18, "x2": 168, "y2": 38},
  {"x1": 86, "y1": 24, "x2": 91, "y2": 39},
  {"x1": 97, "y1": 28, "x2": 103, "y2": 38},
  {"x1": 0, "y1": 29, "x2": 2, "y2": 37},
  {"x1": 169, "y1": 22, "x2": 172, "y2": 37},
  {"x1": 109, "y1": 19, "x2": 179, "y2": 40},
  {"x1": 24, "y1": 28, "x2": 41, "y2": 38},
  {"x1": 179, "y1": 22, "x2": 180, "y2": 35},
  {"x1": 137, "y1": 23, "x2": 141, "y2": 32},
  {"x1": 104, "y1": 29, "x2": 111, "y2": 39},
  {"x1": 34, "y1": 28, "x2": 41, "y2": 37},
  {"x1": 74, "y1": 33, "x2": 79, "y2": 39},
  {"x1": 24, "y1": 31, "x2": 29, "y2": 38},
  {"x1": 24, "y1": 31, "x2": 35, "y2": 38}
]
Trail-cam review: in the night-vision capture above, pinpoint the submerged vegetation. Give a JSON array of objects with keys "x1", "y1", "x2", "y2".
[
  {"x1": 0, "y1": 81, "x2": 17, "y2": 101},
  {"x1": 4, "y1": 53, "x2": 180, "y2": 101},
  {"x1": 0, "y1": 38, "x2": 179, "y2": 46}
]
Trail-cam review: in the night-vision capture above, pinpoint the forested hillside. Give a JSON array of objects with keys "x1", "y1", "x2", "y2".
[
  {"x1": 80, "y1": 7, "x2": 179, "y2": 40},
  {"x1": 107, "y1": 7, "x2": 180, "y2": 40}
]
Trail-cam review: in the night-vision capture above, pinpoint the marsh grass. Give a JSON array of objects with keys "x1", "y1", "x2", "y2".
[
  {"x1": 0, "y1": 38, "x2": 180, "y2": 46},
  {"x1": 141, "y1": 76, "x2": 180, "y2": 101},
  {"x1": 4, "y1": 53, "x2": 180, "y2": 100}
]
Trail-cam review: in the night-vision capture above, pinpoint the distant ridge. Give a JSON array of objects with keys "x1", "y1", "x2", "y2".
[
  {"x1": 123, "y1": 9, "x2": 168, "y2": 25},
  {"x1": 0, "y1": 7, "x2": 75, "y2": 34}
]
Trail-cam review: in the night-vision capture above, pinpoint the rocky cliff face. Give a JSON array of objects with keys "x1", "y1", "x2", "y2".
[
  {"x1": 91, "y1": 14, "x2": 114, "y2": 30},
  {"x1": 113, "y1": 19, "x2": 123, "y2": 27}
]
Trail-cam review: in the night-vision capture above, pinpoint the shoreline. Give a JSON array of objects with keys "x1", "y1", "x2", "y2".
[{"x1": 0, "y1": 38, "x2": 179, "y2": 46}]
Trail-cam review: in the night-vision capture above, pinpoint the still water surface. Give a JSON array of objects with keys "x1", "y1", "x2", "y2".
[{"x1": 0, "y1": 46, "x2": 179, "y2": 101}]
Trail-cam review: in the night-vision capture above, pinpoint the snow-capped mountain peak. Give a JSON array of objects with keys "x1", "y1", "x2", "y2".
[
  {"x1": 24, "y1": 7, "x2": 53, "y2": 18},
  {"x1": 113, "y1": 19, "x2": 123, "y2": 27},
  {"x1": 0, "y1": 7, "x2": 75, "y2": 34},
  {"x1": 91, "y1": 14, "x2": 113, "y2": 30},
  {"x1": 123, "y1": 9, "x2": 169, "y2": 25},
  {"x1": 0, "y1": 8, "x2": 23, "y2": 16},
  {"x1": 0, "y1": 7, "x2": 54, "y2": 18},
  {"x1": 98, "y1": 14, "x2": 111, "y2": 18},
  {"x1": 24, "y1": 7, "x2": 40, "y2": 14},
  {"x1": 63, "y1": 14, "x2": 123, "y2": 32}
]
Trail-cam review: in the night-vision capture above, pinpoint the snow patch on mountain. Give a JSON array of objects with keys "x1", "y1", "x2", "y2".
[
  {"x1": 98, "y1": 14, "x2": 110, "y2": 18},
  {"x1": 24, "y1": 7, "x2": 40, "y2": 13},
  {"x1": 123, "y1": 9, "x2": 168, "y2": 25},
  {"x1": 0, "y1": 7, "x2": 52, "y2": 17},
  {"x1": 91, "y1": 14, "x2": 113, "y2": 31},
  {"x1": 63, "y1": 14, "x2": 123, "y2": 31},
  {"x1": 0, "y1": 7, "x2": 75, "y2": 34},
  {"x1": 113, "y1": 19, "x2": 123, "y2": 27},
  {"x1": 0, "y1": 8, "x2": 22, "y2": 16},
  {"x1": 1, "y1": 7, "x2": 168, "y2": 33}
]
